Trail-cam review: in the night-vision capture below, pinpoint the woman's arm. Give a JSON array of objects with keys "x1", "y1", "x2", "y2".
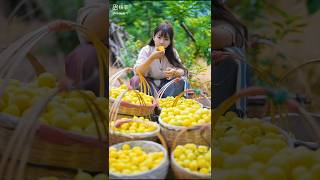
[
  {"x1": 135, "y1": 50, "x2": 165, "y2": 74},
  {"x1": 213, "y1": 25, "x2": 234, "y2": 49}
]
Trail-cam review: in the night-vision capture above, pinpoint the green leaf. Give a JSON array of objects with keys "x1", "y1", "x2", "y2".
[{"x1": 307, "y1": 0, "x2": 320, "y2": 15}]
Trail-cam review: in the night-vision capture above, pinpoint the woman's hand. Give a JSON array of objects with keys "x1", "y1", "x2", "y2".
[
  {"x1": 149, "y1": 50, "x2": 165, "y2": 61},
  {"x1": 164, "y1": 68, "x2": 180, "y2": 79}
]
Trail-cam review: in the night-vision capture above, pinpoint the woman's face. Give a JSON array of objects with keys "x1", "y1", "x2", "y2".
[{"x1": 153, "y1": 31, "x2": 171, "y2": 48}]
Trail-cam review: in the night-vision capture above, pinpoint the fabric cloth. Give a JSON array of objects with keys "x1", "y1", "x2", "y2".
[{"x1": 134, "y1": 45, "x2": 185, "y2": 80}]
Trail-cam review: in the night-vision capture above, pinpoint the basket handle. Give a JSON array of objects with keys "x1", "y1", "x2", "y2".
[
  {"x1": 0, "y1": 20, "x2": 107, "y2": 97},
  {"x1": 157, "y1": 77, "x2": 187, "y2": 99},
  {"x1": 171, "y1": 88, "x2": 208, "y2": 107},
  {"x1": 171, "y1": 124, "x2": 211, "y2": 150}
]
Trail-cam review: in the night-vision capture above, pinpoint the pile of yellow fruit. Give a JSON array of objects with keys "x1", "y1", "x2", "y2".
[
  {"x1": 173, "y1": 143, "x2": 211, "y2": 175},
  {"x1": 109, "y1": 84, "x2": 154, "y2": 105},
  {"x1": 109, "y1": 144, "x2": 164, "y2": 175},
  {"x1": 0, "y1": 73, "x2": 108, "y2": 136},
  {"x1": 110, "y1": 116, "x2": 158, "y2": 133},
  {"x1": 38, "y1": 170, "x2": 107, "y2": 180},
  {"x1": 158, "y1": 96, "x2": 201, "y2": 109},
  {"x1": 160, "y1": 104, "x2": 210, "y2": 127},
  {"x1": 213, "y1": 112, "x2": 320, "y2": 180}
]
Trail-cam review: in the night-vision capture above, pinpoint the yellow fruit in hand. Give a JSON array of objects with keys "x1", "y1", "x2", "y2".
[{"x1": 157, "y1": 46, "x2": 165, "y2": 51}]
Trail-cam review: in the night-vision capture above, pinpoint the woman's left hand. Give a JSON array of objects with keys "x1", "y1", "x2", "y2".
[{"x1": 164, "y1": 68, "x2": 180, "y2": 79}]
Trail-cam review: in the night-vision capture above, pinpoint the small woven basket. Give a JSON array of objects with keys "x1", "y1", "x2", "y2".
[
  {"x1": 109, "y1": 137, "x2": 169, "y2": 179},
  {"x1": 158, "y1": 89, "x2": 211, "y2": 150},
  {"x1": 109, "y1": 68, "x2": 157, "y2": 116},
  {"x1": 170, "y1": 125, "x2": 211, "y2": 179}
]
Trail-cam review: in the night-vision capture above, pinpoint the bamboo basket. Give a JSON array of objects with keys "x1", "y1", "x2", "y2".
[
  {"x1": 109, "y1": 68, "x2": 157, "y2": 116},
  {"x1": 0, "y1": 20, "x2": 107, "y2": 179},
  {"x1": 109, "y1": 138, "x2": 169, "y2": 179},
  {"x1": 158, "y1": 89, "x2": 211, "y2": 150},
  {"x1": 170, "y1": 125, "x2": 211, "y2": 179},
  {"x1": 109, "y1": 95, "x2": 160, "y2": 145}
]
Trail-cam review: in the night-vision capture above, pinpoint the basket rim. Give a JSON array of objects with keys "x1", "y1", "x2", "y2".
[
  {"x1": 158, "y1": 116, "x2": 211, "y2": 131},
  {"x1": 110, "y1": 97, "x2": 157, "y2": 108},
  {"x1": 170, "y1": 149, "x2": 211, "y2": 178},
  {"x1": 158, "y1": 98, "x2": 204, "y2": 110},
  {"x1": 109, "y1": 140, "x2": 169, "y2": 177},
  {"x1": 109, "y1": 121, "x2": 160, "y2": 138}
]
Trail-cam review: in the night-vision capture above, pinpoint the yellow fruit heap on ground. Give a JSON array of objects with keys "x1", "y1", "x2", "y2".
[
  {"x1": 109, "y1": 84, "x2": 154, "y2": 105},
  {"x1": 213, "y1": 112, "x2": 320, "y2": 180},
  {"x1": 160, "y1": 103, "x2": 210, "y2": 127},
  {"x1": 157, "y1": 46, "x2": 165, "y2": 52},
  {"x1": 173, "y1": 143, "x2": 211, "y2": 174},
  {"x1": 109, "y1": 144, "x2": 164, "y2": 174},
  {"x1": 158, "y1": 96, "x2": 200, "y2": 109},
  {"x1": 110, "y1": 116, "x2": 157, "y2": 133},
  {"x1": 0, "y1": 73, "x2": 108, "y2": 137}
]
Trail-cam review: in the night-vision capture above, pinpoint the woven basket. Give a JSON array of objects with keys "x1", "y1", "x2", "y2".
[
  {"x1": 159, "y1": 117, "x2": 210, "y2": 150},
  {"x1": 170, "y1": 125, "x2": 211, "y2": 179},
  {"x1": 109, "y1": 119, "x2": 160, "y2": 145},
  {"x1": 158, "y1": 89, "x2": 211, "y2": 150},
  {"x1": 109, "y1": 97, "x2": 157, "y2": 116},
  {"x1": 109, "y1": 67, "x2": 157, "y2": 116},
  {"x1": 0, "y1": 20, "x2": 107, "y2": 179},
  {"x1": 109, "y1": 139, "x2": 169, "y2": 179}
]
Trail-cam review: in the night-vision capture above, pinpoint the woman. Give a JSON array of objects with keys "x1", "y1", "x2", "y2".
[
  {"x1": 213, "y1": 0, "x2": 250, "y2": 116},
  {"x1": 131, "y1": 21, "x2": 189, "y2": 97}
]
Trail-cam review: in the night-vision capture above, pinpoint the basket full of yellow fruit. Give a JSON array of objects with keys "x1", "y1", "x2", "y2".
[
  {"x1": 158, "y1": 89, "x2": 211, "y2": 149},
  {"x1": 109, "y1": 116, "x2": 160, "y2": 145},
  {"x1": 109, "y1": 68, "x2": 157, "y2": 116},
  {"x1": 171, "y1": 125, "x2": 211, "y2": 179},
  {"x1": 109, "y1": 140, "x2": 169, "y2": 179},
  {"x1": 0, "y1": 20, "x2": 108, "y2": 179}
]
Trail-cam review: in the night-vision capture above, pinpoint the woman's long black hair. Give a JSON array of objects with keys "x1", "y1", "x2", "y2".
[
  {"x1": 148, "y1": 21, "x2": 188, "y2": 74},
  {"x1": 213, "y1": 1, "x2": 248, "y2": 49}
]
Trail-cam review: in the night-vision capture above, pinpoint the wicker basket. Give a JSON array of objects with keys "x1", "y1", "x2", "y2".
[
  {"x1": 109, "y1": 68, "x2": 157, "y2": 116},
  {"x1": 158, "y1": 89, "x2": 211, "y2": 150},
  {"x1": 109, "y1": 119, "x2": 160, "y2": 145},
  {"x1": 109, "y1": 97, "x2": 157, "y2": 116},
  {"x1": 0, "y1": 20, "x2": 107, "y2": 179},
  {"x1": 170, "y1": 125, "x2": 211, "y2": 179},
  {"x1": 109, "y1": 139, "x2": 169, "y2": 179}
]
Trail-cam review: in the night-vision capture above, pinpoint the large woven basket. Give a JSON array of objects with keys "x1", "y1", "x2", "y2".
[
  {"x1": 158, "y1": 89, "x2": 211, "y2": 150},
  {"x1": 109, "y1": 140, "x2": 169, "y2": 179},
  {"x1": 109, "y1": 67, "x2": 157, "y2": 116},
  {"x1": 170, "y1": 125, "x2": 211, "y2": 179},
  {"x1": 0, "y1": 20, "x2": 107, "y2": 179}
]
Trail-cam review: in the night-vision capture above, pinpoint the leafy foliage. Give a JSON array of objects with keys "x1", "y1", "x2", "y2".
[{"x1": 110, "y1": 0, "x2": 211, "y2": 68}]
